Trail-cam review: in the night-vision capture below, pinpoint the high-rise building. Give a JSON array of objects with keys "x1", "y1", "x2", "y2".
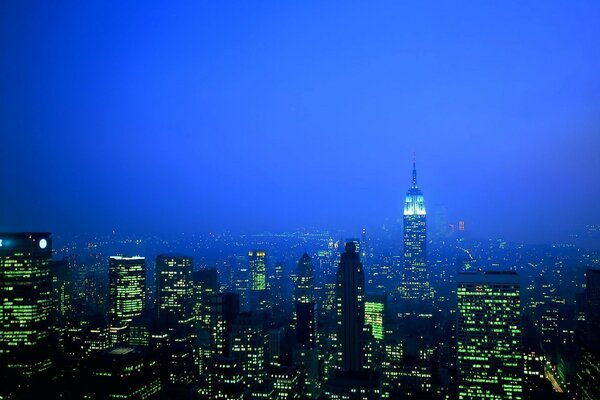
[
  {"x1": 269, "y1": 365, "x2": 301, "y2": 400},
  {"x1": 156, "y1": 254, "x2": 193, "y2": 326},
  {"x1": 249, "y1": 250, "x2": 268, "y2": 312},
  {"x1": 208, "y1": 356, "x2": 245, "y2": 400},
  {"x1": 108, "y1": 256, "x2": 146, "y2": 329},
  {"x1": 296, "y1": 253, "x2": 314, "y2": 304},
  {"x1": 194, "y1": 269, "x2": 219, "y2": 330},
  {"x1": 51, "y1": 258, "x2": 73, "y2": 353},
  {"x1": 270, "y1": 261, "x2": 286, "y2": 321},
  {"x1": 336, "y1": 241, "x2": 365, "y2": 372},
  {"x1": 211, "y1": 293, "x2": 240, "y2": 357},
  {"x1": 81, "y1": 347, "x2": 161, "y2": 399},
  {"x1": 364, "y1": 293, "x2": 386, "y2": 341},
  {"x1": 457, "y1": 271, "x2": 523, "y2": 399},
  {"x1": 233, "y1": 255, "x2": 250, "y2": 311},
  {"x1": 155, "y1": 255, "x2": 196, "y2": 388},
  {"x1": 231, "y1": 312, "x2": 267, "y2": 390},
  {"x1": 294, "y1": 302, "x2": 319, "y2": 398},
  {"x1": 401, "y1": 160, "x2": 430, "y2": 303},
  {"x1": 0, "y1": 232, "x2": 53, "y2": 397},
  {"x1": 574, "y1": 269, "x2": 600, "y2": 400}
]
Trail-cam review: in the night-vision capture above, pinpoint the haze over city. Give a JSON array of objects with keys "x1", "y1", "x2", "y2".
[{"x1": 2, "y1": 1, "x2": 600, "y2": 243}]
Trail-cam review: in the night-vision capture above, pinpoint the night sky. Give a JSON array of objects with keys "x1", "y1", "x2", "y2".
[{"x1": 2, "y1": 1, "x2": 599, "y2": 242}]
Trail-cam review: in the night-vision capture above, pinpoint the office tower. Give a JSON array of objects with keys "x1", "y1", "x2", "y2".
[
  {"x1": 585, "y1": 268, "x2": 600, "y2": 334},
  {"x1": 248, "y1": 250, "x2": 268, "y2": 312},
  {"x1": 155, "y1": 255, "x2": 196, "y2": 389},
  {"x1": 208, "y1": 356, "x2": 245, "y2": 400},
  {"x1": 296, "y1": 253, "x2": 314, "y2": 303},
  {"x1": 324, "y1": 370, "x2": 382, "y2": 400},
  {"x1": 402, "y1": 160, "x2": 430, "y2": 303},
  {"x1": 268, "y1": 327, "x2": 284, "y2": 367},
  {"x1": 233, "y1": 255, "x2": 250, "y2": 311},
  {"x1": 336, "y1": 241, "x2": 365, "y2": 372},
  {"x1": 457, "y1": 271, "x2": 523, "y2": 399},
  {"x1": 194, "y1": 268, "x2": 219, "y2": 329},
  {"x1": 365, "y1": 293, "x2": 386, "y2": 341},
  {"x1": 294, "y1": 302, "x2": 319, "y2": 398},
  {"x1": 156, "y1": 254, "x2": 193, "y2": 326},
  {"x1": 108, "y1": 256, "x2": 146, "y2": 329},
  {"x1": 51, "y1": 258, "x2": 73, "y2": 353},
  {"x1": 231, "y1": 312, "x2": 267, "y2": 390},
  {"x1": 269, "y1": 366, "x2": 301, "y2": 399},
  {"x1": 574, "y1": 269, "x2": 600, "y2": 400},
  {"x1": 381, "y1": 336, "x2": 403, "y2": 399},
  {"x1": 82, "y1": 347, "x2": 161, "y2": 399},
  {"x1": 296, "y1": 302, "x2": 317, "y2": 347},
  {"x1": 211, "y1": 292, "x2": 240, "y2": 357},
  {"x1": 0, "y1": 232, "x2": 53, "y2": 397},
  {"x1": 271, "y1": 261, "x2": 286, "y2": 321}
]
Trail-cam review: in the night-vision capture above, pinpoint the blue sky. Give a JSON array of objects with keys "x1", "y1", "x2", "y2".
[{"x1": 1, "y1": 1, "x2": 599, "y2": 242}]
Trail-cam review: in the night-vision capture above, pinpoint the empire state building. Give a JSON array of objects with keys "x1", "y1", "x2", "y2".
[{"x1": 401, "y1": 160, "x2": 430, "y2": 303}]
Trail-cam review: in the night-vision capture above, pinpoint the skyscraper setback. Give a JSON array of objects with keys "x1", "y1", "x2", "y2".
[{"x1": 336, "y1": 241, "x2": 365, "y2": 372}]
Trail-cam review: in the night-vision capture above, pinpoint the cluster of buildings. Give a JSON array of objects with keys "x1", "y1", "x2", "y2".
[{"x1": 1, "y1": 163, "x2": 599, "y2": 399}]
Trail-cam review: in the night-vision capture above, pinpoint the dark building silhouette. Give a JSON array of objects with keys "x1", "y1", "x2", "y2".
[
  {"x1": 296, "y1": 302, "x2": 316, "y2": 347},
  {"x1": 296, "y1": 253, "x2": 315, "y2": 304},
  {"x1": 193, "y1": 269, "x2": 219, "y2": 330},
  {"x1": 211, "y1": 292, "x2": 240, "y2": 357},
  {"x1": 336, "y1": 241, "x2": 365, "y2": 372},
  {"x1": 155, "y1": 255, "x2": 196, "y2": 389},
  {"x1": 156, "y1": 254, "x2": 193, "y2": 326},
  {"x1": 82, "y1": 347, "x2": 161, "y2": 399},
  {"x1": 574, "y1": 268, "x2": 600, "y2": 400}
]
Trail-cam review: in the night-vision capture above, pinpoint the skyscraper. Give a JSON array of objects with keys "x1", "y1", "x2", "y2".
[
  {"x1": 50, "y1": 258, "x2": 73, "y2": 355},
  {"x1": 336, "y1": 241, "x2": 365, "y2": 372},
  {"x1": 108, "y1": 256, "x2": 146, "y2": 331},
  {"x1": 231, "y1": 312, "x2": 267, "y2": 390},
  {"x1": 193, "y1": 268, "x2": 219, "y2": 330},
  {"x1": 211, "y1": 292, "x2": 240, "y2": 357},
  {"x1": 364, "y1": 293, "x2": 386, "y2": 342},
  {"x1": 155, "y1": 254, "x2": 195, "y2": 387},
  {"x1": 457, "y1": 271, "x2": 523, "y2": 399},
  {"x1": 270, "y1": 261, "x2": 286, "y2": 321},
  {"x1": 401, "y1": 160, "x2": 429, "y2": 303},
  {"x1": 156, "y1": 254, "x2": 194, "y2": 326},
  {"x1": 574, "y1": 268, "x2": 600, "y2": 400},
  {"x1": 296, "y1": 253, "x2": 315, "y2": 304},
  {"x1": 248, "y1": 250, "x2": 268, "y2": 312},
  {"x1": 0, "y1": 232, "x2": 53, "y2": 397}
]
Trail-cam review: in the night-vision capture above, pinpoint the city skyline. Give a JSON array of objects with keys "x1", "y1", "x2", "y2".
[{"x1": 2, "y1": 2, "x2": 600, "y2": 399}]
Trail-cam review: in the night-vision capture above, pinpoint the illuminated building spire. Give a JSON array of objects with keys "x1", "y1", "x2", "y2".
[{"x1": 412, "y1": 152, "x2": 418, "y2": 188}]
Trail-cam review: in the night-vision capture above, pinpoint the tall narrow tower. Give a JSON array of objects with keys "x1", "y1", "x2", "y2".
[
  {"x1": 401, "y1": 159, "x2": 429, "y2": 302},
  {"x1": 336, "y1": 241, "x2": 365, "y2": 372}
]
